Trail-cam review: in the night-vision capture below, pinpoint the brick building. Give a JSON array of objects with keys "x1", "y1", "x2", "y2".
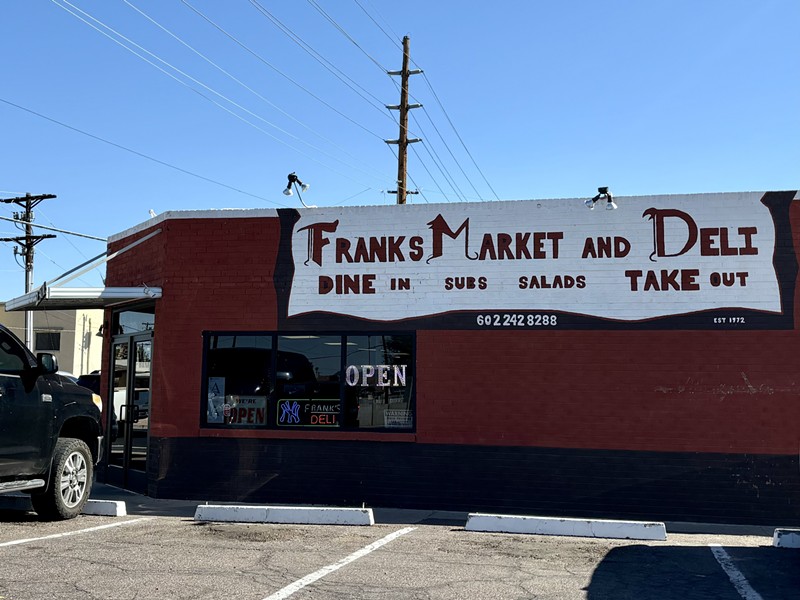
[{"x1": 15, "y1": 190, "x2": 799, "y2": 524}]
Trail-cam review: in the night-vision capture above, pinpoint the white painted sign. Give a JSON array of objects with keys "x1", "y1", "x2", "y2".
[
  {"x1": 286, "y1": 192, "x2": 786, "y2": 323},
  {"x1": 227, "y1": 395, "x2": 267, "y2": 426}
]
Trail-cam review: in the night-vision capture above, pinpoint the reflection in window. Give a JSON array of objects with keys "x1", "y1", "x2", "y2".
[
  {"x1": 206, "y1": 335, "x2": 272, "y2": 427},
  {"x1": 113, "y1": 307, "x2": 155, "y2": 336},
  {"x1": 112, "y1": 343, "x2": 129, "y2": 421},
  {"x1": 345, "y1": 335, "x2": 414, "y2": 429},
  {"x1": 201, "y1": 333, "x2": 414, "y2": 430},
  {"x1": 275, "y1": 336, "x2": 341, "y2": 428}
]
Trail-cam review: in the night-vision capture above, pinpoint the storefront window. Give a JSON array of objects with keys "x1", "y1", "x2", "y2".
[
  {"x1": 201, "y1": 332, "x2": 414, "y2": 431},
  {"x1": 275, "y1": 336, "x2": 342, "y2": 428},
  {"x1": 205, "y1": 335, "x2": 272, "y2": 427},
  {"x1": 345, "y1": 335, "x2": 414, "y2": 429}
]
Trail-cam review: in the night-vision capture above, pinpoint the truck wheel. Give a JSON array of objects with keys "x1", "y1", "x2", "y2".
[{"x1": 31, "y1": 438, "x2": 94, "y2": 520}]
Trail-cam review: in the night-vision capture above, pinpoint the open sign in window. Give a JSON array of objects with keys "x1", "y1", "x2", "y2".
[{"x1": 202, "y1": 332, "x2": 414, "y2": 430}]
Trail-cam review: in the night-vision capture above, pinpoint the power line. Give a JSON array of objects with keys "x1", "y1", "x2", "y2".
[
  {"x1": 388, "y1": 63, "x2": 487, "y2": 201},
  {"x1": 34, "y1": 207, "x2": 94, "y2": 263},
  {"x1": 419, "y1": 73, "x2": 500, "y2": 200},
  {"x1": 0, "y1": 97, "x2": 285, "y2": 206},
  {"x1": 299, "y1": 0, "x2": 456, "y2": 204},
  {"x1": 352, "y1": 0, "x2": 403, "y2": 50},
  {"x1": 0, "y1": 216, "x2": 106, "y2": 241},
  {"x1": 331, "y1": 187, "x2": 372, "y2": 206},
  {"x1": 384, "y1": 36, "x2": 423, "y2": 205},
  {"x1": 389, "y1": 79, "x2": 464, "y2": 201},
  {"x1": 409, "y1": 115, "x2": 468, "y2": 202},
  {"x1": 249, "y1": 0, "x2": 391, "y2": 118},
  {"x1": 408, "y1": 143, "x2": 453, "y2": 203},
  {"x1": 0, "y1": 193, "x2": 57, "y2": 347},
  {"x1": 386, "y1": 145, "x2": 430, "y2": 204},
  {"x1": 37, "y1": 249, "x2": 99, "y2": 288},
  {"x1": 53, "y1": 0, "x2": 385, "y2": 188},
  {"x1": 121, "y1": 0, "x2": 391, "y2": 185},
  {"x1": 414, "y1": 104, "x2": 482, "y2": 201},
  {"x1": 306, "y1": 0, "x2": 389, "y2": 72},
  {"x1": 307, "y1": 3, "x2": 465, "y2": 202},
  {"x1": 349, "y1": 0, "x2": 500, "y2": 200},
  {"x1": 246, "y1": 0, "x2": 437, "y2": 204},
  {"x1": 181, "y1": 0, "x2": 387, "y2": 142}
]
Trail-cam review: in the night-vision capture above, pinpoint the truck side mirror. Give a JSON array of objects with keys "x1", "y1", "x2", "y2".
[{"x1": 37, "y1": 353, "x2": 58, "y2": 375}]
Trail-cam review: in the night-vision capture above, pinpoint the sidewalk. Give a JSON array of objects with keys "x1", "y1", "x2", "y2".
[
  {"x1": 90, "y1": 482, "x2": 469, "y2": 525},
  {"x1": 89, "y1": 483, "x2": 779, "y2": 535}
]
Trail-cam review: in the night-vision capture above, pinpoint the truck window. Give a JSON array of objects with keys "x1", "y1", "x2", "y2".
[{"x1": 0, "y1": 335, "x2": 26, "y2": 375}]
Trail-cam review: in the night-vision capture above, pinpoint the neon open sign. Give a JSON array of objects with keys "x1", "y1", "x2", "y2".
[{"x1": 344, "y1": 364, "x2": 407, "y2": 387}]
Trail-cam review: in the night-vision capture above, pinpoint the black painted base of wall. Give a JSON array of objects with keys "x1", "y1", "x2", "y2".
[{"x1": 147, "y1": 437, "x2": 799, "y2": 526}]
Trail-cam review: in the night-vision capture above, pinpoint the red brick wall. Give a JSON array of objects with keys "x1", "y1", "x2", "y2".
[
  {"x1": 106, "y1": 203, "x2": 800, "y2": 455},
  {"x1": 416, "y1": 328, "x2": 800, "y2": 454},
  {"x1": 416, "y1": 201, "x2": 800, "y2": 455},
  {"x1": 100, "y1": 225, "x2": 167, "y2": 422},
  {"x1": 106, "y1": 218, "x2": 280, "y2": 438}
]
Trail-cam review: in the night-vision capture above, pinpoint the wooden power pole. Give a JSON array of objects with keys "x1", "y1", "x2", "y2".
[
  {"x1": 0, "y1": 192, "x2": 57, "y2": 347},
  {"x1": 386, "y1": 36, "x2": 422, "y2": 204}
]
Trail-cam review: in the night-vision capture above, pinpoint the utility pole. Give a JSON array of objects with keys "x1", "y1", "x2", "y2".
[
  {"x1": 386, "y1": 35, "x2": 422, "y2": 204},
  {"x1": 0, "y1": 193, "x2": 56, "y2": 348}
]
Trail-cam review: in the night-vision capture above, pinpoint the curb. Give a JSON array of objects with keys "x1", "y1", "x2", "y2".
[
  {"x1": 194, "y1": 505, "x2": 375, "y2": 526},
  {"x1": 773, "y1": 528, "x2": 800, "y2": 548},
  {"x1": 83, "y1": 499, "x2": 127, "y2": 517},
  {"x1": 465, "y1": 513, "x2": 667, "y2": 540}
]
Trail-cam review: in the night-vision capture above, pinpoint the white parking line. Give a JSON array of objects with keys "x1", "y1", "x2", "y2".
[
  {"x1": 262, "y1": 526, "x2": 417, "y2": 600},
  {"x1": 0, "y1": 517, "x2": 154, "y2": 548},
  {"x1": 709, "y1": 544, "x2": 764, "y2": 600}
]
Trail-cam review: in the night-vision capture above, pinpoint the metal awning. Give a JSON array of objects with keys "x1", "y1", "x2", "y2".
[
  {"x1": 5, "y1": 286, "x2": 161, "y2": 311},
  {"x1": 4, "y1": 228, "x2": 162, "y2": 312}
]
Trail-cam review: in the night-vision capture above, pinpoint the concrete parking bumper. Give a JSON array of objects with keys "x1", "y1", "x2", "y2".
[
  {"x1": 773, "y1": 528, "x2": 800, "y2": 548},
  {"x1": 466, "y1": 513, "x2": 667, "y2": 540},
  {"x1": 83, "y1": 499, "x2": 127, "y2": 517},
  {"x1": 194, "y1": 504, "x2": 375, "y2": 526}
]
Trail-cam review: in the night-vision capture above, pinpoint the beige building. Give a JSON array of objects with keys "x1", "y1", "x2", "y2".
[{"x1": 0, "y1": 303, "x2": 103, "y2": 377}]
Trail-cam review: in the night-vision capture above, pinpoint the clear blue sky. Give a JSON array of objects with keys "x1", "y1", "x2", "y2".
[{"x1": 1, "y1": 1, "x2": 798, "y2": 294}]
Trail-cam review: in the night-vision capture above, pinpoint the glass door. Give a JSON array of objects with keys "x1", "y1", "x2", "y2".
[
  {"x1": 107, "y1": 341, "x2": 128, "y2": 480},
  {"x1": 106, "y1": 335, "x2": 152, "y2": 492},
  {"x1": 129, "y1": 338, "x2": 152, "y2": 474}
]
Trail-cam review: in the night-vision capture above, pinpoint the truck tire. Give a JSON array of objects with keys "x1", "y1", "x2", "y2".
[{"x1": 31, "y1": 438, "x2": 94, "y2": 520}]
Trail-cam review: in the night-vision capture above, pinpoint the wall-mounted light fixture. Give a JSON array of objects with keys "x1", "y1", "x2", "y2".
[
  {"x1": 282, "y1": 172, "x2": 315, "y2": 208},
  {"x1": 283, "y1": 172, "x2": 309, "y2": 196},
  {"x1": 585, "y1": 186, "x2": 617, "y2": 210}
]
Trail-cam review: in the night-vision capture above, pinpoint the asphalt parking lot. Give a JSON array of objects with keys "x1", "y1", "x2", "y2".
[{"x1": 0, "y1": 486, "x2": 797, "y2": 600}]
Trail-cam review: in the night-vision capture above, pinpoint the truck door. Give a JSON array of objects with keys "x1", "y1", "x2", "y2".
[{"x1": 0, "y1": 330, "x2": 54, "y2": 477}]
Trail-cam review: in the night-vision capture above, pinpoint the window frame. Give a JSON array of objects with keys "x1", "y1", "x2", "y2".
[{"x1": 200, "y1": 330, "x2": 416, "y2": 432}]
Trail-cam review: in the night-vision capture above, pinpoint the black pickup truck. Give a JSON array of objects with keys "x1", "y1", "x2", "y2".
[{"x1": 0, "y1": 324, "x2": 103, "y2": 519}]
